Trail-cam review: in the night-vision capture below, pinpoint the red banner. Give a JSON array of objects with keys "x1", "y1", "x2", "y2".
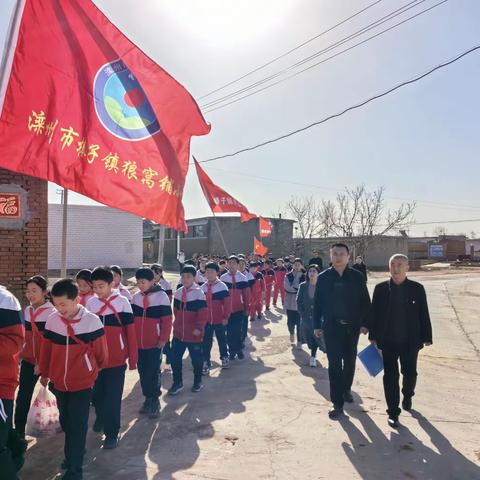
[
  {"x1": 194, "y1": 158, "x2": 256, "y2": 222},
  {"x1": 254, "y1": 237, "x2": 268, "y2": 256},
  {"x1": 259, "y1": 216, "x2": 272, "y2": 237},
  {"x1": 0, "y1": 0, "x2": 210, "y2": 232}
]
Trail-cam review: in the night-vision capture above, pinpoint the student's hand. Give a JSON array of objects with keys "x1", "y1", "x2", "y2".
[
  {"x1": 314, "y1": 329, "x2": 323, "y2": 338},
  {"x1": 424, "y1": 342, "x2": 432, "y2": 347},
  {"x1": 128, "y1": 362, "x2": 137, "y2": 371},
  {"x1": 40, "y1": 376, "x2": 48, "y2": 387},
  {"x1": 222, "y1": 320, "x2": 228, "y2": 326},
  {"x1": 360, "y1": 327, "x2": 369, "y2": 335},
  {"x1": 34, "y1": 365, "x2": 40, "y2": 376},
  {"x1": 192, "y1": 328, "x2": 201, "y2": 336}
]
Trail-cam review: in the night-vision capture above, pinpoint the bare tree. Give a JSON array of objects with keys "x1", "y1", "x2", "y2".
[
  {"x1": 286, "y1": 195, "x2": 324, "y2": 239},
  {"x1": 433, "y1": 226, "x2": 447, "y2": 237}
]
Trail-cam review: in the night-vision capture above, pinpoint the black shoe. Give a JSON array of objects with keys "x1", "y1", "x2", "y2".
[
  {"x1": 191, "y1": 383, "x2": 204, "y2": 393},
  {"x1": 402, "y1": 397, "x2": 412, "y2": 412},
  {"x1": 388, "y1": 416, "x2": 400, "y2": 429},
  {"x1": 139, "y1": 398, "x2": 151, "y2": 415},
  {"x1": 168, "y1": 382, "x2": 184, "y2": 396},
  {"x1": 103, "y1": 436, "x2": 119, "y2": 450},
  {"x1": 92, "y1": 418, "x2": 103, "y2": 433},
  {"x1": 148, "y1": 399, "x2": 160, "y2": 418},
  {"x1": 343, "y1": 391, "x2": 354, "y2": 403},
  {"x1": 328, "y1": 407, "x2": 344, "y2": 420},
  {"x1": 237, "y1": 350, "x2": 245, "y2": 360},
  {"x1": 266, "y1": 306, "x2": 270, "y2": 311}
]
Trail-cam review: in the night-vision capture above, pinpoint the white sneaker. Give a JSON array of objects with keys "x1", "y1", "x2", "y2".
[
  {"x1": 309, "y1": 356, "x2": 317, "y2": 367},
  {"x1": 296, "y1": 341, "x2": 303, "y2": 350},
  {"x1": 289, "y1": 334, "x2": 295, "y2": 344}
]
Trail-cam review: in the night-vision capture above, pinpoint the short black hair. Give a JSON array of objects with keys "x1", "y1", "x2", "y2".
[
  {"x1": 228, "y1": 255, "x2": 239, "y2": 263},
  {"x1": 250, "y1": 261, "x2": 259, "y2": 267},
  {"x1": 151, "y1": 263, "x2": 163, "y2": 275},
  {"x1": 219, "y1": 260, "x2": 226, "y2": 266},
  {"x1": 307, "y1": 264, "x2": 321, "y2": 273},
  {"x1": 294, "y1": 258, "x2": 303, "y2": 264},
  {"x1": 205, "y1": 262, "x2": 219, "y2": 272},
  {"x1": 331, "y1": 242, "x2": 350, "y2": 253},
  {"x1": 52, "y1": 278, "x2": 78, "y2": 300},
  {"x1": 181, "y1": 265, "x2": 197, "y2": 277},
  {"x1": 266, "y1": 260, "x2": 273, "y2": 265},
  {"x1": 135, "y1": 267, "x2": 154, "y2": 281},
  {"x1": 110, "y1": 265, "x2": 123, "y2": 276},
  {"x1": 26, "y1": 275, "x2": 48, "y2": 291},
  {"x1": 75, "y1": 269, "x2": 92, "y2": 284},
  {"x1": 91, "y1": 266, "x2": 114, "y2": 284}
]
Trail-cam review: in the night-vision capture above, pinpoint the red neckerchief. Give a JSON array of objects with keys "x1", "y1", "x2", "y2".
[{"x1": 96, "y1": 295, "x2": 123, "y2": 326}]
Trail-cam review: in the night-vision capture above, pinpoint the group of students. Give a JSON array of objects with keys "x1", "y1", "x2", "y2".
[{"x1": 0, "y1": 253, "x2": 299, "y2": 480}]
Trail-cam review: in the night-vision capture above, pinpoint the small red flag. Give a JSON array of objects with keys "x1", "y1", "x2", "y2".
[
  {"x1": 254, "y1": 237, "x2": 268, "y2": 256},
  {"x1": 194, "y1": 158, "x2": 256, "y2": 222},
  {"x1": 259, "y1": 216, "x2": 272, "y2": 237},
  {"x1": 0, "y1": 0, "x2": 210, "y2": 232}
]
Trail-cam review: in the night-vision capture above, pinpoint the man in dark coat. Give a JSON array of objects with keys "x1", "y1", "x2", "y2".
[
  {"x1": 308, "y1": 249, "x2": 323, "y2": 271},
  {"x1": 368, "y1": 254, "x2": 432, "y2": 428},
  {"x1": 352, "y1": 255, "x2": 367, "y2": 283},
  {"x1": 314, "y1": 243, "x2": 371, "y2": 419}
]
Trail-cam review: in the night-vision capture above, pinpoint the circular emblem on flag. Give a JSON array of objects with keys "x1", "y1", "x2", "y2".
[{"x1": 93, "y1": 59, "x2": 161, "y2": 141}]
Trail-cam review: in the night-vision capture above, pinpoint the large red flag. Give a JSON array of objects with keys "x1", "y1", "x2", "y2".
[
  {"x1": 194, "y1": 158, "x2": 256, "y2": 222},
  {"x1": 259, "y1": 216, "x2": 272, "y2": 237},
  {"x1": 254, "y1": 237, "x2": 268, "y2": 256},
  {"x1": 0, "y1": 0, "x2": 210, "y2": 232}
]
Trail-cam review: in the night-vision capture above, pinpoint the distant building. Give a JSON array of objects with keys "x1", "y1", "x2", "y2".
[
  {"x1": 144, "y1": 216, "x2": 295, "y2": 268},
  {"x1": 49, "y1": 204, "x2": 143, "y2": 272},
  {"x1": 408, "y1": 235, "x2": 467, "y2": 261}
]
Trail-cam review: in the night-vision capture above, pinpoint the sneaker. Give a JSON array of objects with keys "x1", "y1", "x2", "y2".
[
  {"x1": 328, "y1": 406, "x2": 344, "y2": 420},
  {"x1": 289, "y1": 334, "x2": 295, "y2": 344},
  {"x1": 402, "y1": 397, "x2": 412, "y2": 412},
  {"x1": 103, "y1": 436, "x2": 119, "y2": 449},
  {"x1": 148, "y1": 399, "x2": 160, "y2": 419},
  {"x1": 191, "y1": 383, "x2": 204, "y2": 393},
  {"x1": 343, "y1": 390, "x2": 354, "y2": 403},
  {"x1": 202, "y1": 362, "x2": 210, "y2": 376},
  {"x1": 92, "y1": 418, "x2": 103, "y2": 433},
  {"x1": 266, "y1": 306, "x2": 270, "y2": 311},
  {"x1": 296, "y1": 341, "x2": 303, "y2": 350},
  {"x1": 221, "y1": 357, "x2": 230, "y2": 369},
  {"x1": 388, "y1": 416, "x2": 400, "y2": 429},
  {"x1": 138, "y1": 398, "x2": 151, "y2": 415},
  {"x1": 168, "y1": 382, "x2": 184, "y2": 396},
  {"x1": 237, "y1": 350, "x2": 245, "y2": 360},
  {"x1": 309, "y1": 356, "x2": 317, "y2": 367}
]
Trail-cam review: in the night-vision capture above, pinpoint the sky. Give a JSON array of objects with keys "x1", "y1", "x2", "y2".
[{"x1": 1, "y1": 0, "x2": 479, "y2": 237}]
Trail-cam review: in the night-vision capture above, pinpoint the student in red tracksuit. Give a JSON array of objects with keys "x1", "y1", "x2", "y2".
[
  {"x1": 262, "y1": 260, "x2": 276, "y2": 311},
  {"x1": 87, "y1": 267, "x2": 137, "y2": 448},
  {"x1": 169, "y1": 266, "x2": 208, "y2": 395},
  {"x1": 0, "y1": 286, "x2": 25, "y2": 479},
  {"x1": 14, "y1": 276, "x2": 55, "y2": 438},
  {"x1": 39, "y1": 278, "x2": 108, "y2": 480},
  {"x1": 273, "y1": 259, "x2": 287, "y2": 307},
  {"x1": 110, "y1": 265, "x2": 133, "y2": 302},
  {"x1": 76, "y1": 269, "x2": 94, "y2": 307},
  {"x1": 151, "y1": 264, "x2": 173, "y2": 301},
  {"x1": 131, "y1": 268, "x2": 172, "y2": 417},
  {"x1": 201, "y1": 262, "x2": 231, "y2": 375},
  {"x1": 220, "y1": 256, "x2": 250, "y2": 360},
  {"x1": 248, "y1": 262, "x2": 265, "y2": 321}
]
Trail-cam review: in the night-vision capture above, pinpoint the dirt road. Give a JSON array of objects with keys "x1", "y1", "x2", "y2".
[{"x1": 20, "y1": 271, "x2": 480, "y2": 479}]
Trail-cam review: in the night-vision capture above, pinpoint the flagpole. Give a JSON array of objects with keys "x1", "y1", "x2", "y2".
[
  {"x1": 60, "y1": 188, "x2": 68, "y2": 277},
  {"x1": 211, "y1": 211, "x2": 229, "y2": 256}
]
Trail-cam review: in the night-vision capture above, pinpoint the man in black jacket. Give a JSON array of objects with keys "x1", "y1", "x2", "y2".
[
  {"x1": 368, "y1": 254, "x2": 432, "y2": 428},
  {"x1": 314, "y1": 243, "x2": 371, "y2": 419}
]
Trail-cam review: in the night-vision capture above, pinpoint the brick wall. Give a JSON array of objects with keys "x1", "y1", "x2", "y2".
[{"x1": 0, "y1": 170, "x2": 48, "y2": 303}]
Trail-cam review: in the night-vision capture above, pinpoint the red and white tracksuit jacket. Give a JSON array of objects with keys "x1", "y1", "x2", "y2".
[
  {"x1": 200, "y1": 280, "x2": 231, "y2": 325},
  {"x1": 262, "y1": 268, "x2": 275, "y2": 307},
  {"x1": 157, "y1": 277, "x2": 173, "y2": 301},
  {"x1": 195, "y1": 270, "x2": 206, "y2": 287},
  {"x1": 220, "y1": 271, "x2": 250, "y2": 315},
  {"x1": 273, "y1": 266, "x2": 287, "y2": 304},
  {"x1": 79, "y1": 291, "x2": 94, "y2": 307},
  {"x1": 114, "y1": 282, "x2": 132, "y2": 302},
  {"x1": 0, "y1": 287, "x2": 24, "y2": 400},
  {"x1": 39, "y1": 306, "x2": 108, "y2": 392},
  {"x1": 131, "y1": 286, "x2": 172, "y2": 350},
  {"x1": 249, "y1": 271, "x2": 266, "y2": 317},
  {"x1": 87, "y1": 294, "x2": 138, "y2": 370},
  {"x1": 21, "y1": 301, "x2": 55, "y2": 366},
  {"x1": 173, "y1": 285, "x2": 208, "y2": 343}
]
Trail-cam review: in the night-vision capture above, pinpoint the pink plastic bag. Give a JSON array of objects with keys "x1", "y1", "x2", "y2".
[{"x1": 25, "y1": 386, "x2": 62, "y2": 437}]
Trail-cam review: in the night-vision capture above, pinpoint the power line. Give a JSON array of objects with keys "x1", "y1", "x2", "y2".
[
  {"x1": 201, "y1": 0, "x2": 428, "y2": 110},
  {"x1": 197, "y1": 43, "x2": 480, "y2": 162},
  {"x1": 410, "y1": 218, "x2": 480, "y2": 225},
  {"x1": 198, "y1": 0, "x2": 384, "y2": 101},
  {"x1": 205, "y1": 166, "x2": 480, "y2": 213},
  {"x1": 203, "y1": 0, "x2": 447, "y2": 113}
]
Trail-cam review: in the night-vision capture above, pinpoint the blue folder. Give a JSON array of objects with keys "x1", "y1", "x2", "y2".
[{"x1": 358, "y1": 344, "x2": 384, "y2": 377}]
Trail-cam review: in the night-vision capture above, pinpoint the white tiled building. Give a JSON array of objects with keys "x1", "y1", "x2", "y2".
[{"x1": 48, "y1": 204, "x2": 142, "y2": 270}]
